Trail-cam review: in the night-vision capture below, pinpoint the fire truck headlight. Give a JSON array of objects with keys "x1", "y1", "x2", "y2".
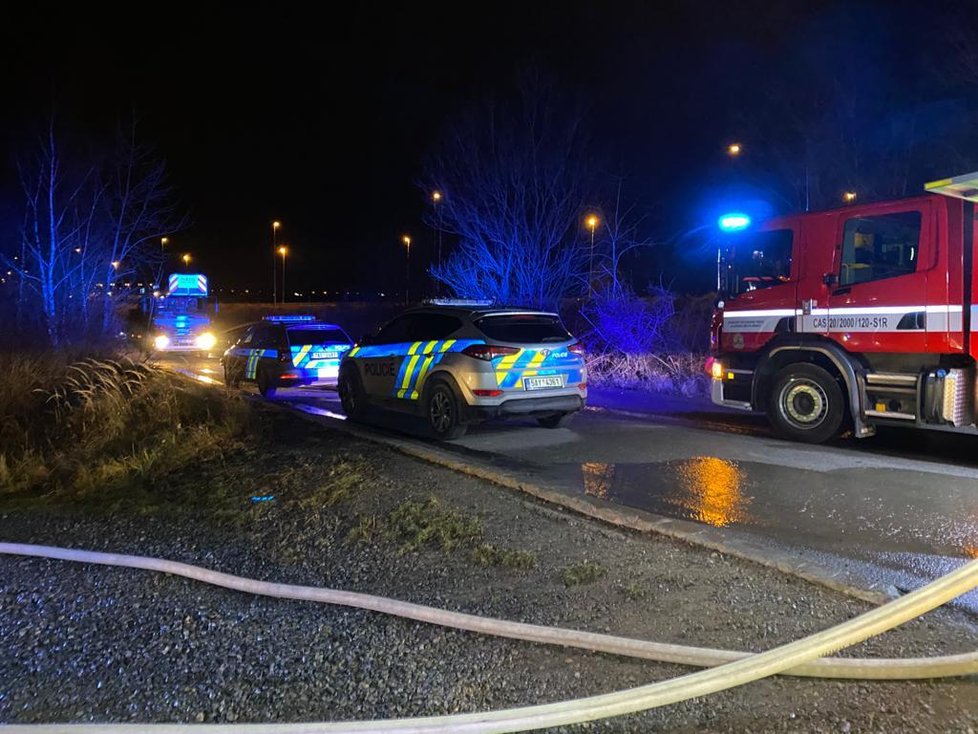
[
  {"x1": 710, "y1": 359, "x2": 725, "y2": 381},
  {"x1": 195, "y1": 332, "x2": 217, "y2": 350},
  {"x1": 154, "y1": 334, "x2": 170, "y2": 351}
]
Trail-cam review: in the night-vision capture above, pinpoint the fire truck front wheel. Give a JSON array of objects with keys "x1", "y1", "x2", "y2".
[{"x1": 769, "y1": 363, "x2": 845, "y2": 444}]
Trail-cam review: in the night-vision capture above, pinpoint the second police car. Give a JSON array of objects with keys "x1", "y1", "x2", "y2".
[
  {"x1": 221, "y1": 315, "x2": 353, "y2": 397},
  {"x1": 338, "y1": 302, "x2": 587, "y2": 439}
]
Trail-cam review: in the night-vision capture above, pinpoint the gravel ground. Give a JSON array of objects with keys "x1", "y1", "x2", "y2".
[{"x1": 1, "y1": 406, "x2": 977, "y2": 732}]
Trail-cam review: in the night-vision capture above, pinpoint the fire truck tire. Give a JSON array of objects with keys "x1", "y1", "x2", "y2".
[
  {"x1": 257, "y1": 369, "x2": 278, "y2": 399},
  {"x1": 768, "y1": 363, "x2": 845, "y2": 444}
]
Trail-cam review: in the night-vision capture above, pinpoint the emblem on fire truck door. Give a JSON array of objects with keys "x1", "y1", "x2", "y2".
[{"x1": 732, "y1": 333, "x2": 745, "y2": 350}]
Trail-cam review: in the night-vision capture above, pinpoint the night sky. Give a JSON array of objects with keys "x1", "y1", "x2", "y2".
[{"x1": 1, "y1": 1, "x2": 974, "y2": 297}]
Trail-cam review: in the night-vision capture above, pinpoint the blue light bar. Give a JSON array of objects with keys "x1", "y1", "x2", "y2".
[
  {"x1": 263, "y1": 315, "x2": 316, "y2": 322},
  {"x1": 718, "y1": 213, "x2": 752, "y2": 232},
  {"x1": 425, "y1": 298, "x2": 494, "y2": 306}
]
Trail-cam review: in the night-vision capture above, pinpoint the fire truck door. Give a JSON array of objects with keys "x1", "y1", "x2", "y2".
[{"x1": 824, "y1": 202, "x2": 933, "y2": 354}]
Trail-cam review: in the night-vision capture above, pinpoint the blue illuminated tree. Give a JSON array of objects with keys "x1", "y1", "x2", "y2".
[{"x1": 421, "y1": 73, "x2": 590, "y2": 308}]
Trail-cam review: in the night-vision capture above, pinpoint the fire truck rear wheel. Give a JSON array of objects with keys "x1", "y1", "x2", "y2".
[{"x1": 769, "y1": 363, "x2": 845, "y2": 444}]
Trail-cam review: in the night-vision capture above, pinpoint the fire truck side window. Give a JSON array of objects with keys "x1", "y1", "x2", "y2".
[
  {"x1": 840, "y1": 211, "x2": 921, "y2": 287},
  {"x1": 723, "y1": 229, "x2": 794, "y2": 296}
]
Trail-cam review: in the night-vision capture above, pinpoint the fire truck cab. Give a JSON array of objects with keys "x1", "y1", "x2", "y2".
[{"x1": 710, "y1": 172, "x2": 978, "y2": 443}]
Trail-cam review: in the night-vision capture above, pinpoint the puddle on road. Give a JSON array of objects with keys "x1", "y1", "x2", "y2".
[{"x1": 581, "y1": 456, "x2": 752, "y2": 528}]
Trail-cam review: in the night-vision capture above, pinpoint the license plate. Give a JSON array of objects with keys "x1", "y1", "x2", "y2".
[
  {"x1": 312, "y1": 351, "x2": 338, "y2": 359},
  {"x1": 317, "y1": 366, "x2": 339, "y2": 379},
  {"x1": 524, "y1": 376, "x2": 563, "y2": 391}
]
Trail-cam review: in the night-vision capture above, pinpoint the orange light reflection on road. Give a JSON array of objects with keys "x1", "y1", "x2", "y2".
[
  {"x1": 675, "y1": 456, "x2": 748, "y2": 527},
  {"x1": 582, "y1": 462, "x2": 616, "y2": 499}
]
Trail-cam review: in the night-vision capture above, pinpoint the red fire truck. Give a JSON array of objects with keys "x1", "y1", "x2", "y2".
[{"x1": 709, "y1": 172, "x2": 978, "y2": 443}]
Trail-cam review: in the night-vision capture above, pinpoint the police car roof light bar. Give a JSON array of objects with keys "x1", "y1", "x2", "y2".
[
  {"x1": 263, "y1": 314, "x2": 316, "y2": 322},
  {"x1": 425, "y1": 298, "x2": 495, "y2": 307}
]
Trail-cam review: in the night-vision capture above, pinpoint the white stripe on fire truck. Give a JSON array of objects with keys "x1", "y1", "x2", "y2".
[{"x1": 723, "y1": 305, "x2": 966, "y2": 333}]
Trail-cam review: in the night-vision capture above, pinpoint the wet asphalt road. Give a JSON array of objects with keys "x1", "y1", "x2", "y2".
[{"x1": 163, "y1": 354, "x2": 978, "y2": 614}]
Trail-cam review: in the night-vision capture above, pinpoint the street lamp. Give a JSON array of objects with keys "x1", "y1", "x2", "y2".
[
  {"x1": 402, "y1": 235, "x2": 412, "y2": 304},
  {"x1": 182, "y1": 253, "x2": 191, "y2": 268},
  {"x1": 278, "y1": 245, "x2": 288, "y2": 303},
  {"x1": 843, "y1": 191, "x2": 857, "y2": 204},
  {"x1": 585, "y1": 214, "x2": 599, "y2": 297},
  {"x1": 432, "y1": 190, "x2": 444, "y2": 293},
  {"x1": 111, "y1": 260, "x2": 120, "y2": 270},
  {"x1": 272, "y1": 221, "x2": 281, "y2": 304},
  {"x1": 727, "y1": 142, "x2": 742, "y2": 157}
]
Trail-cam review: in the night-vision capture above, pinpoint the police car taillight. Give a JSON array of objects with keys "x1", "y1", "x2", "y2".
[
  {"x1": 568, "y1": 343, "x2": 585, "y2": 356},
  {"x1": 462, "y1": 344, "x2": 520, "y2": 361}
]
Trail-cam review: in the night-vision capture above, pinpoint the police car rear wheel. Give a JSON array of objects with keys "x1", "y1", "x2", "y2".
[
  {"x1": 426, "y1": 381, "x2": 467, "y2": 440},
  {"x1": 769, "y1": 363, "x2": 844, "y2": 444},
  {"x1": 257, "y1": 369, "x2": 277, "y2": 399},
  {"x1": 338, "y1": 369, "x2": 366, "y2": 421}
]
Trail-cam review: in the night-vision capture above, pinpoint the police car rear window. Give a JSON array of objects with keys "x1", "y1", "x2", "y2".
[
  {"x1": 474, "y1": 314, "x2": 571, "y2": 343},
  {"x1": 287, "y1": 328, "x2": 350, "y2": 345}
]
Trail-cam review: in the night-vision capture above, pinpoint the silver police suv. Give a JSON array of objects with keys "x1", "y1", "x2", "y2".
[{"x1": 337, "y1": 303, "x2": 587, "y2": 439}]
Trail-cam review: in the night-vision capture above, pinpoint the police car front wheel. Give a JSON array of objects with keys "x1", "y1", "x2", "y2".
[
  {"x1": 338, "y1": 368, "x2": 367, "y2": 421},
  {"x1": 425, "y1": 381, "x2": 467, "y2": 441}
]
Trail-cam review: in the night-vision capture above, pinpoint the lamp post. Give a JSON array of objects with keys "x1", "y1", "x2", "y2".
[
  {"x1": 432, "y1": 189, "x2": 443, "y2": 269},
  {"x1": 272, "y1": 221, "x2": 281, "y2": 304},
  {"x1": 278, "y1": 246, "x2": 288, "y2": 303},
  {"x1": 585, "y1": 214, "x2": 599, "y2": 297},
  {"x1": 182, "y1": 253, "x2": 191, "y2": 269},
  {"x1": 402, "y1": 235, "x2": 412, "y2": 304}
]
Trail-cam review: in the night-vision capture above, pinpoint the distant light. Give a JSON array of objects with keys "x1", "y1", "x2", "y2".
[
  {"x1": 273, "y1": 221, "x2": 281, "y2": 229},
  {"x1": 718, "y1": 212, "x2": 752, "y2": 232},
  {"x1": 74, "y1": 247, "x2": 82, "y2": 254},
  {"x1": 402, "y1": 234, "x2": 411, "y2": 246},
  {"x1": 195, "y1": 332, "x2": 217, "y2": 350},
  {"x1": 586, "y1": 214, "x2": 599, "y2": 230},
  {"x1": 111, "y1": 261, "x2": 120, "y2": 269},
  {"x1": 154, "y1": 334, "x2": 170, "y2": 351},
  {"x1": 432, "y1": 191, "x2": 442, "y2": 202},
  {"x1": 727, "y1": 143, "x2": 742, "y2": 156},
  {"x1": 161, "y1": 237, "x2": 169, "y2": 246},
  {"x1": 843, "y1": 191, "x2": 857, "y2": 203}
]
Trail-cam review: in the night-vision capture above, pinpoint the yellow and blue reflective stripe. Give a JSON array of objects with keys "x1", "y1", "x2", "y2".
[{"x1": 395, "y1": 341, "x2": 425, "y2": 399}]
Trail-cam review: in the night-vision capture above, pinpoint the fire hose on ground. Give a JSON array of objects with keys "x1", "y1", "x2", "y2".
[{"x1": 1, "y1": 542, "x2": 977, "y2": 733}]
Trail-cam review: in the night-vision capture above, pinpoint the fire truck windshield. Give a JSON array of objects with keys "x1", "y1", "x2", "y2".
[
  {"x1": 719, "y1": 228, "x2": 793, "y2": 298},
  {"x1": 158, "y1": 296, "x2": 205, "y2": 313}
]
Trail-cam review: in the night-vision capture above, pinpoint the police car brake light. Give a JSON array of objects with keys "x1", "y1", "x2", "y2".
[
  {"x1": 568, "y1": 342, "x2": 585, "y2": 355},
  {"x1": 263, "y1": 315, "x2": 316, "y2": 322},
  {"x1": 462, "y1": 344, "x2": 520, "y2": 361}
]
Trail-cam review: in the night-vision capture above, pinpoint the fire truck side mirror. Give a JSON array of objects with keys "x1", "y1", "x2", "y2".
[{"x1": 822, "y1": 272, "x2": 838, "y2": 286}]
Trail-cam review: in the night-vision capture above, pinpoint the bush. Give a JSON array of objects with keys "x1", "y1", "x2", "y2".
[
  {"x1": 573, "y1": 288, "x2": 712, "y2": 395},
  {"x1": 0, "y1": 352, "x2": 250, "y2": 502}
]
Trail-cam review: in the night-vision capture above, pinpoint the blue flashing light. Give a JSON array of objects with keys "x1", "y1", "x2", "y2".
[
  {"x1": 263, "y1": 314, "x2": 316, "y2": 322},
  {"x1": 718, "y1": 212, "x2": 752, "y2": 232},
  {"x1": 250, "y1": 495, "x2": 276, "y2": 503}
]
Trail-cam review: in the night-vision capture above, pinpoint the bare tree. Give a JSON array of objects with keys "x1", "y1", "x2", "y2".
[
  {"x1": 591, "y1": 179, "x2": 657, "y2": 299},
  {"x1": 421, "y1": 73, "x2": 591, "y2": 308},
  {"x1": 99, "y1": 118, "x2": 186, "y2": 333},
  {"x1": 4, "y1": 117, "x2": 185, "y2": 345},
  {"x1": 7, "y1": 122, "x2": 101, "y2": 345}
]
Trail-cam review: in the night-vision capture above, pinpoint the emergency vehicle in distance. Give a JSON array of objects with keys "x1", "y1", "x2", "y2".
[
  {"x1": 337, "y1": 301, "x2": 587, "y2": 440},
  {"x1": 150, "y1": 273, "x2": 217, "y2": 354},
  {"x1": 709, "y1": 171, "x2": 978, "y2": 443},
  {"x1": 221, "y1": 315, "x2": 353, "y2": 397}
]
